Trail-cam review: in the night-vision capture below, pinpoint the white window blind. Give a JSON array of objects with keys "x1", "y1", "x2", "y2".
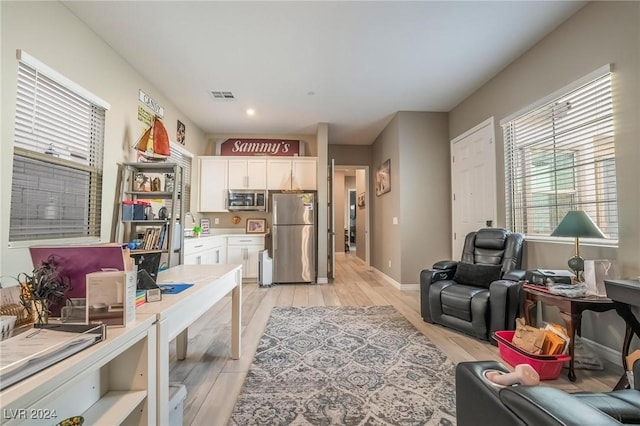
[
  {"x1": 502, "y1": 70, "x2": 617, "y2": 241},
  {"x1": 169, "y1": 143, "x2": 193, "y2": 215},
  {"x1": 10, "y1": 57, "x2": 107, "y2": 242}
]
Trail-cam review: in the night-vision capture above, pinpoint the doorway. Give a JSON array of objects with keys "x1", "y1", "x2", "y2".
[
  {"x1": 348, "y1": 189, "x2": 356, "y2": 253},
  {"x1": 331, "y1": 166, "x2": 370, "y2": 269}
]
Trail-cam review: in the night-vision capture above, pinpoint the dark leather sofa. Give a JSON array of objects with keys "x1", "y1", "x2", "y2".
[
  {"x1": 420, "y1": 228, "x2": 525, "y2": 341},
  {"x1": 456, "y1": 360, "x2": 640, "y2": 425}
]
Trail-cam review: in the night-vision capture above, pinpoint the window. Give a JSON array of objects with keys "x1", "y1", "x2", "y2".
[
  {"x1": 502, "y1": 66, "x2": 617, "y2": 241},
  {"x1": 10, "y1": 51, "x2": 110, "y2": 243}
]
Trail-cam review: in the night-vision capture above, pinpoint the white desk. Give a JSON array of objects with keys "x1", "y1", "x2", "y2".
[
  {"x1": 0, "y1": 315, "x2": 157, "y2": 425},
  {"x1": 137, "y1": 264, "x2": 243, "y2": 425}
]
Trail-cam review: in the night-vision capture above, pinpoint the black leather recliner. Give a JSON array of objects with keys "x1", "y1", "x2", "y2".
[
  {"x1": 420, "y1": 228, "x2": 525, "y2": 341},
  {"x1": 456, "y1": 360, "x2": 640, "y2": 425}
]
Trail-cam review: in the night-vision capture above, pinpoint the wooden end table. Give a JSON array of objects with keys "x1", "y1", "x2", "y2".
[{"x1": 521, "y1": 284, "x2": 615, "y2": 382}]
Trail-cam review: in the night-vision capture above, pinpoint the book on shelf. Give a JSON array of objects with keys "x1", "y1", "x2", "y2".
[{"x1": 139, "y1": 224, "x2": 169, "y2": 251}]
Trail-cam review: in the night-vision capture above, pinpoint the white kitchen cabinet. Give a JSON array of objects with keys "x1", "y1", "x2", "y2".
[
  {"x1": 198, "y1": 157, "x2": 228, "y2": 212},
  {"x1": 292, "y1": 158, "x2": 317, "y2": 190},
  {"x1": 227, "y1": 235, "x2": 264, "y2": 279},
  {"x1": 267, "y1": 157, "x2": 317, "y2": 190},
  {"x1": 184, "y1": 236, "x2": 226, "y2": 265},
  {"x1": 211, "y1": 237, "x2": 227, "y2": 265},
  {"x1": 267, "y1": 159, "x2": 293, "y2": 190},
  {"x1": 228, "y1": 158, "x2": 267, "y2": 189}
]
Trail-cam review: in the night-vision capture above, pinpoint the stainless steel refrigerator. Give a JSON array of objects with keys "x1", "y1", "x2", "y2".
[{"x1": 271, "y1": 192, "x2": 316, "y2": 284}]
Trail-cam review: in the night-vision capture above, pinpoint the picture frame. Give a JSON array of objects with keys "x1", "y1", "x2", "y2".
[
  {"x1": 357, "y1": 192, "x2": 365, "y2": 207},
  {"x1": 200, "y1": 218, "x2": 210, "y2": 235},
  {"x1": 246, "y1": 218, "x2": 267, "y2": 234},
  {"x1": 375, "y1": 159, "x2": 391, "y2": 196},
  {"x1": 177, "y1": 120, "x2": 186, "y2": 145}
]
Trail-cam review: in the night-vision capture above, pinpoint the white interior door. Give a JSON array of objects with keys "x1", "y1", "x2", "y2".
[{"x1": 451, "y1": 118, "x2": 497, "y2": 258}]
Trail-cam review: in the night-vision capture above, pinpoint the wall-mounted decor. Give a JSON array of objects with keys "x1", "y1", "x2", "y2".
[
  {"x1": 246, "y1": 218, "x2": 267, "y2": 234},
  {"x1": 219, "y1": 138, "x2": 300, "y2": 156},
  {"x1": 177, "y1": 120, "x2": 186, "y2": 145},
  {"x1": 200, "y1": 218, "x2": 210, "y2": 235},
  {"x1": 375, "y1": 159, "x2": 391, "y2": 196},
  {"x1": 357, "y1": 192, "x2": 365, "y2": 207}
]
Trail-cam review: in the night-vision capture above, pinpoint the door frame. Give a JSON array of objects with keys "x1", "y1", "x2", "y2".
[
  {"x1": 331, "y1": 165, "x2": 370, "y2": 269},
  {"x1": 450, "y1": 117, "x2": 497, "y2": 258}
]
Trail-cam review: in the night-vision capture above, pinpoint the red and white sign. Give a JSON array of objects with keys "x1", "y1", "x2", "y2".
[{"x1": 220, "y1": 138, "x2": 300, "y2": 156}]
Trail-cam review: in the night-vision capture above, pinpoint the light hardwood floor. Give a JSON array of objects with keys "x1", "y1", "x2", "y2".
[{"x1": 169, "y1": 253, "x2": 623, "y2": 426}]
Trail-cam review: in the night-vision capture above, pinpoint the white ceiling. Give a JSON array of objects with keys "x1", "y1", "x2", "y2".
[{"x1": 62, "y1": 1, "x2": 585, "y2": 145}]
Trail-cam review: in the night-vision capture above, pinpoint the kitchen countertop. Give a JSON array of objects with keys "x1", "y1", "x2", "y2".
[{"x1": 184, "y1": 228, "x2": 268, "y2": 240}]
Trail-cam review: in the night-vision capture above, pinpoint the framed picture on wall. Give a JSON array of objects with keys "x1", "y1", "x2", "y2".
[
  {"x1": 177, "y1": 120, "x2": 186, "y2": 145},
  {"x1": 375, "y1": 159, "x2": 391, "y2": 196},
  {"x1": 200, "y1": 218, "x2": 210, "y2": 235},
  {"x1": 246, "y1": 218, "x2": 267, "y2": 234},
  {"x1": 357, "y1": 192, "x2": 365, "y2": 207}
]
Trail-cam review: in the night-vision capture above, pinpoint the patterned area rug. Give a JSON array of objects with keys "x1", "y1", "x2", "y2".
[{"x1": 230, "y1": 305, "x2": 456, "y2": 425}]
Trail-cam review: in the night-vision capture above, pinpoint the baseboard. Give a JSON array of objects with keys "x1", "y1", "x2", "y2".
[
  {"x1": 316, "y1": 277, "x2": 328, "y2": 284},
  {"x1": 371, "y1": 268, "x2": 418, "y2": 291},
  {"x1": 582, "y1": 336, "x2": 623, "y2": 368}
]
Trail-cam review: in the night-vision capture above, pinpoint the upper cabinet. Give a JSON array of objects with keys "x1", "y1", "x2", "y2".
[
  {"x1": 198, "y1": 157, "x2": 228, "y2": 212},
  {"x1": 228, "y1": 158, "x2": 267, "y2": 189},
  {"x1": 197, "y1": 156, "x2": 317, "y2": 212},
  {"x1": 292, "y1": 158, "x2": 317, "y2": 190},
  {"x1": 267, "y1": 158, "x2": 317, "y2": 190}
]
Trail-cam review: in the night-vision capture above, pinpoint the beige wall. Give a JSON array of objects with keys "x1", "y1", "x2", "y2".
[
  {"x1": 449, "y1": 2, "x2": 640, "y2": 352},
  {"x1": 372, "y1": 114, "x2": 402, "y2": 281},
  {"x1": 328, "y1": 145, "x2": 372, "y2": 167},
  {"x1": 450, "y1": 2, "x2": 639, "y2": 277},
  {"x1": 398, "y1": 112, "x2": 450, "y2": 284},
  {"x1": 0, "y1": 1, "x2": 207, "y2": 280},
  {"x1": 370, "y1": 111, "x2": 451, "y2": 284}
]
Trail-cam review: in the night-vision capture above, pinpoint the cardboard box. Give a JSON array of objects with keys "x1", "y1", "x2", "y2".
[{"x1": 86, "y1": 270, "x2": 136, "y2": 327}]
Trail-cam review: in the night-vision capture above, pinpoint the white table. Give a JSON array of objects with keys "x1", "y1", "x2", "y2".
[{"x1": 137, "y1": 264, "x2": 243, "y2": 425}]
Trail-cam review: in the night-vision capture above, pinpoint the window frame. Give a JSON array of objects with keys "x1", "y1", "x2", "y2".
[
  {"x1": 501, "y1": 64, "x2": 618, "y2": 247},
  {"x1": 9, "y1": 50, "x2": 110, "y2": 248}
]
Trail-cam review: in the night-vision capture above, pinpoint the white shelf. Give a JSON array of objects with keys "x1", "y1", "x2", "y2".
[
  {"x1": 83, "y1": 390, "x2": 147, "y2": 425},
  {"x1": 0, "y1": 316, "x2": 156, "y2": 425}
]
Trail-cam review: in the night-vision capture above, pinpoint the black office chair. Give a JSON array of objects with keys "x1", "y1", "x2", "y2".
[{"x1": 420, "y1": 228, "x2": 525, "y2": 341}]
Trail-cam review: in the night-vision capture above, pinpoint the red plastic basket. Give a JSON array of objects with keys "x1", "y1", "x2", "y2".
[{"x1": 493, "y1": 330, "x2": 571, "y2": 380}]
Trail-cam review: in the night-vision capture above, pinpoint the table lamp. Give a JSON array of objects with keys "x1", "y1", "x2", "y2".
[{"x1": 550, "y1": 210, "x2": 606, "y2": 281}]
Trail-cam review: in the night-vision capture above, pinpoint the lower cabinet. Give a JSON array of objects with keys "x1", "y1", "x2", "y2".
[
  {"x1": 227, "y1": 236, "x2": 264, "y2": 279},
  {"x1": 183, "y1": 236, "x2": 226, "y2": 265}
]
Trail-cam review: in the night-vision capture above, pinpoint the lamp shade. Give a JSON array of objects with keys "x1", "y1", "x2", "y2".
[{"x1": 550, "y1": 210, "x2": 606, "y2": 239}]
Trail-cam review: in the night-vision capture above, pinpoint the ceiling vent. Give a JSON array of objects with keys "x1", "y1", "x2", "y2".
[{"x1": 209, "y1": 91, "x2": 236, "y2": 101}]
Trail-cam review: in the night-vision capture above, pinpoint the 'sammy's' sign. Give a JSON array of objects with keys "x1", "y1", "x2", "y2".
[{"x1": 220, "y1": 139, "x2": 300, "y2": 156}]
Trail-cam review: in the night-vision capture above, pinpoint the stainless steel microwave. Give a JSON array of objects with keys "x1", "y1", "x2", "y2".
[{"x1": 227, "y1": 190, "x2": 267, "y2": 211}]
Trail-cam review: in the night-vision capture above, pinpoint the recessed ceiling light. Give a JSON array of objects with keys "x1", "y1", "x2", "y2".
[{"x1": 246, "y1": 108, "x2": 255, "y2": 116}]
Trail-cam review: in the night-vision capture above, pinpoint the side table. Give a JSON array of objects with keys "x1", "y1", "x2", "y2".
[
  {"x1": 521, "y1": 284, "x2": 615, "y2": 382},
  {"x1": 603, "y1": 279, "x2": 640, "y2": 390}
]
